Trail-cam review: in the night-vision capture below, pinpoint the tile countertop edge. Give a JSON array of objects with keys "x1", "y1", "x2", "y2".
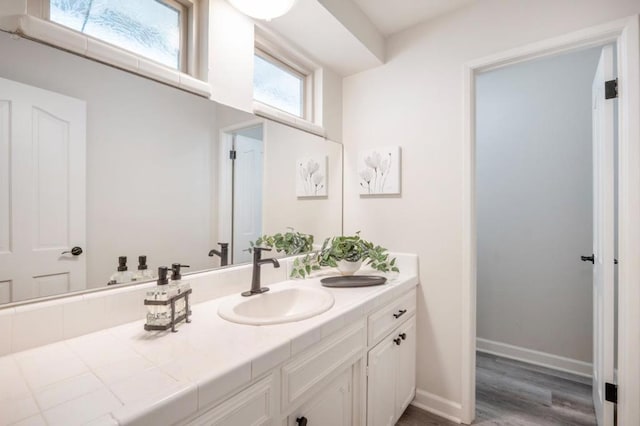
[{"x1": 1, "y1": 266, "x2": 419, "y2": 426}]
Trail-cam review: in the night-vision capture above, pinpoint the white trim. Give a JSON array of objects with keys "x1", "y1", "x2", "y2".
[
  {"x1": 0, "y1": 14, "x2": 211, "y2": 97},
  {"x1": 411, "y1": 388, "x2": 462, "y2": 424},
  {"x1": 253, "y1": 101, "x2": 326, "y2": 138},
  {"x1": 476, "y1": 338, "x2": 593, "y2": 378},
  {"x1": 462, "y1": 15, "x2": 640, "y2": 426}
]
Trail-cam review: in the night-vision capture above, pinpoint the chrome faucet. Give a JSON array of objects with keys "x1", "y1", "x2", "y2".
[
  {"x1": 242, "y1": 247, "x2": 280, "y2": 297},
  {"x1": 209, "y1": 242, "x2": 229, "y2": 266}
]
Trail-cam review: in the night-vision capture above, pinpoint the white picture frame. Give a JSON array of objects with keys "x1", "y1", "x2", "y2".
[
  {"x1": 296, "y1": 156, "x2": 328, "y2": 197},
  {"x1": 358, "y1": 146, "x2": 401, "y2": 195}
]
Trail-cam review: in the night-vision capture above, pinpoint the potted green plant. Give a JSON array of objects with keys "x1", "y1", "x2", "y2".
[{"x1": 291, "y1": 232, "x2": 399, "y2": 278}]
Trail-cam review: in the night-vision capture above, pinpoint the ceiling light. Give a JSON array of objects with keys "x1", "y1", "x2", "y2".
[{"x1": 227, "y1": 0, "x2": 296, "y2": 21}]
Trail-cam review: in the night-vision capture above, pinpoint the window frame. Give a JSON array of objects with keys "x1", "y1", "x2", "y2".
[
  {"x1": 44, "y1": 0, "x2": 193, "y2": 73},
  {"x1": 253, "y1": 38, "x2": 315, "y2": 122}
]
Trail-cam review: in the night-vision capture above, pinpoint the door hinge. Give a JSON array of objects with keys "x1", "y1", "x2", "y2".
[
  {"x1": 605, "y1": 79, "x2": 618, "y2": 99},
  {"x1": 605, "y1": 382, "x2": 618, "y2": 404},
  {"x1": 229, "y1": 150, "x2": 237, "y2": 160}
]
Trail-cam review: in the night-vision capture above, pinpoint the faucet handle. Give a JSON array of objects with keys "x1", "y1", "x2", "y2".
[
  {"x1": 252, "y1": 246, "x2": 272, "y2": 262},
  {"x1": 252, "y1": 247, "x2": 272, "y2": 252},
  {"x1": 218, "y1": 242, "x2": 229, "y2": 248}
]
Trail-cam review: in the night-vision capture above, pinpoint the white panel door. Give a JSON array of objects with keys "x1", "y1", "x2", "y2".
[
  {"x1": 232, "y1": 134, "x2": 263, "y2": 264},
  {"x1": 591, "y1": 45, "x2": 615, "y2": 426},
  {"x1": 0, "y1": 77, "x2": 86, "y2": 303}
]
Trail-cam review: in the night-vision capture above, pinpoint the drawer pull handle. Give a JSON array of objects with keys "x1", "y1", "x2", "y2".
[
  {"x1": 296, "y1": 417, "x2": 308, "y2": 426},
  {"x1": 399, "y1": 333, "x2": 407, "y2": 340},
  {"x1": 393, "y1": 309, "x2": 407, "y2": 319},
  {"x1": 394, "y1": 338, "x2": 402, "y2": 346}
]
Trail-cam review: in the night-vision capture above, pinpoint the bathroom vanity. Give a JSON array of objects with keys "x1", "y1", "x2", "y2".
[
  {"x1": 0, "y1": 255, "x2": 418, "y2": 426},
  {"x1": 186, "y1": 285, "x2": 417, "y2": 426}
]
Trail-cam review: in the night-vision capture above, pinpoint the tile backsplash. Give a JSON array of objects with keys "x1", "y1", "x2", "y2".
[
  {"x1": 0, "y1": 262, "x2": 289, "y2": 356},
  {"x1": 0, "y1": 252, "x2": 416, "y2": 356}
]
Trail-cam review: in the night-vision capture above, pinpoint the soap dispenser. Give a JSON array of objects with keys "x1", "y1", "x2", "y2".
[
  {"x1": 133, "y1": 255, "x2": 154, "y2": 282},
  {"x1": 169, "y1": 263, "x2": 191, "y2": 317},
  {"x1": 145, "y1": 266, "x2": 177, "y2": 327},
  {"x1": 108, "y1": 256, "x2": 134, "y2": 285}
]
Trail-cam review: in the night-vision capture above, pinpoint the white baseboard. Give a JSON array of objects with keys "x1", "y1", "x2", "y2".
[
  {"x1": 476, "y1": 337, "x2": 593, "y2": 378},
  {"x1": 411, "y1": 388, "x2": 462, "y2": 424}
]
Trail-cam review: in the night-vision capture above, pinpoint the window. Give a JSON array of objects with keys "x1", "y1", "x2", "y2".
[
  {"x1": 253, "y1": 49, "x2": 307, "y2": 118},
  {"x1": 49, "y1": 0, "x2": 188, "y2": 70}
]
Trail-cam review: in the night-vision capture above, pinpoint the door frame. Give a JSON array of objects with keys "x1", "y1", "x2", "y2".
[{"x1": 461, "y1": 15, "x2": 640, "y2": 424}]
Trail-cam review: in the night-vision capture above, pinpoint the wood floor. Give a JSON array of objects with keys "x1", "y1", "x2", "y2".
[{"x1": 396, "y1": 352, "x2": 597, "y2": 426}]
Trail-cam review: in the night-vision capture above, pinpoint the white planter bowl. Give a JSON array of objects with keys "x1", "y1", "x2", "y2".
[{"x1": 336, "y1": 260, "x2": 362, "y2": 275}]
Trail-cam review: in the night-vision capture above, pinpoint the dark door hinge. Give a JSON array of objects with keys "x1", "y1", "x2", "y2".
[
  {"x1": 229, "y1": 150, "x2": 237, "y2": 160},
  {"x1": 605, "y1": 382, "x2": 618, "y2": 404},
  {"x1": 605, "y1": 79, "x2": 618, "y2": 99}
]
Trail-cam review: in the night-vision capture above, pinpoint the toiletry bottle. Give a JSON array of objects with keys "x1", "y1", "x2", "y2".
[
  {"x1": 169, "y1": 263, "x2": 191, "y2": 318},
  {"x1": 133, "y1": 255, "x2": 154, "y2": 282},
  {"x1": 145, "y1": 266, "x2": 178, "y2": 327},
  {"x1": 108, "y1": 256, "x2": 134, "y2": 285}
]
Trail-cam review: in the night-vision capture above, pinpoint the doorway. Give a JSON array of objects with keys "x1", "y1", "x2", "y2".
[
  {"x1": 461, "y1": 17, "x2": 640, "y2": 426},
  {"x1": 219, "y1": 123, "x2": 264, "y2": 265},
  {"x1": 474, "y1": 45, "x2": 614, "y2": 425}
]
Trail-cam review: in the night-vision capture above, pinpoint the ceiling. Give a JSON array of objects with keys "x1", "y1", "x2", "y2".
[{"x1": 352, "y1": 0, "x2": 475, "y2": 36}]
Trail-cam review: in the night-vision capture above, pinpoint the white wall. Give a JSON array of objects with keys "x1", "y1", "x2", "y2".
[
  {"x1": 263, "y1": 121, "x2": 343, "y2": 243},
  {"x1": 342, "y1": 0, "x2": 640, "y2": 419},
  {"x1": 0, "y1": 34, "x2": 218, "y2": 289},
  {"x1": 476, "y1": 48, "x2": 600, "y2": 364}
]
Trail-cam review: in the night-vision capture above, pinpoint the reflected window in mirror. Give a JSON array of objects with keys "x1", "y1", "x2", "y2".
[
  {"x1": 253, "y1": 48, "x2": 311, "y2": 119},
  {"x1": 49, "y1": 0, "x2": 190, "y2": 70}
]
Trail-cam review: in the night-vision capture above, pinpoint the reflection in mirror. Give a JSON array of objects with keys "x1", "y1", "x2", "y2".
[{"x1": 0, "y1": 34, "x2": 343, "y2": 306}]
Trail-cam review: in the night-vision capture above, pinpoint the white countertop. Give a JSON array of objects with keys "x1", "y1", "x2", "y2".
[{"x1": 0, "y1": 270, "x2": 418, "y2": 426}]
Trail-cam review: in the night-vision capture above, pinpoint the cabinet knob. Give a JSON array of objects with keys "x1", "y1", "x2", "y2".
[
  {"x1": 393, "y1": 309, "x2": 407, "y2": 319},
  {"x1": 394, "y1": 338, "x2": 402, "y2": 346},
  {"x1": 296, "y1": 416, "x2": 308, "y2": 426},
  {"x1": 399, "y1": 333, "x2": 406, "y2": 340}
]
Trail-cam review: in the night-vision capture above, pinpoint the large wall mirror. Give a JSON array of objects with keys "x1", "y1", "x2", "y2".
[{"x1": 0, "y1": 34, "x2": 343, "y2": 306}]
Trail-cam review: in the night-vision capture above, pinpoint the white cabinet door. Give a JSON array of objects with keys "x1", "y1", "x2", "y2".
[
  {"x1": 0, "y1": 77, "x2": 86, "y2": 303},
  {"x1": 367, "y1": 315, "x2": 417, "y2": 426},
  {"x1": 395, "y1": 316, "x2": 416, "y2": 416},
  {"x1": 288, "y1": 368, "x2": 352, "y2": 426},
  {"x1": 189, "y1": 375, "x2": 275, "y2": 426},
  {"x1": 367, "y1": 336, "x2": 397, "y2": 426}
]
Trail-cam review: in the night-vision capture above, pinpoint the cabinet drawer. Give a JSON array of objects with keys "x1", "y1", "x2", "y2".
[
  {"x1": 282, "y1": 320, "x2": 365, "y2": 410},
  {"x1": 368, "y1": 288, "x2": 416, "y2": 346},
  {"x1": 188, "y1": 374, "x2": 274, "y2": 426}
]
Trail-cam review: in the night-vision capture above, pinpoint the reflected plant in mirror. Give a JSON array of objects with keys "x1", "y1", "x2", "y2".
[{"x1": 249, "y1": 228, "x2": 314, "y2": 256}]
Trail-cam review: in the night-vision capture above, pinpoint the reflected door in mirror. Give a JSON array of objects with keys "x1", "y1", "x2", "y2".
[
  {"x1": 232, "y1": 128, "x2": 264, "y2": 264},
  {"x1": 0, "y1": 77, "x2": 86, "y2": 303}
]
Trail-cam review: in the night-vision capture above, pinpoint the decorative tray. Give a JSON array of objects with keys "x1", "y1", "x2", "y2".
[{"x1": 320, "y1": 275, "x2": 387, "y2": 288}]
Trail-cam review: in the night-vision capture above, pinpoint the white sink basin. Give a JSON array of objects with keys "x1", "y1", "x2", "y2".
[{"x1": 218, "y1": 286, "x2": 335, "y2": 325}]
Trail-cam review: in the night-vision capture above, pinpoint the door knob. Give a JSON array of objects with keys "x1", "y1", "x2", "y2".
[
  {"x1": 580, "y1": 254, "x2": 594, "y2": 264},
  {"x1": 296, "y1": 417, "x2": 308, "y2": 426},
  {"x1": 394, "y1": 338, "x2": 402, "y2": 346},
  {"x1": 61, "y1": 246, "x2": 83, "y2": 256},
  {"x1": 399, "y1": 333, "x2": 407, "y2": 340}
]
